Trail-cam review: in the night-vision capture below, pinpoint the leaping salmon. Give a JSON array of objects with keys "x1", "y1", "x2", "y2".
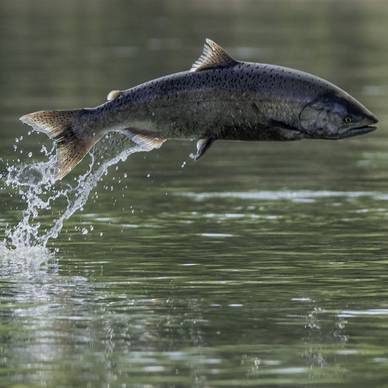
[{"x1": 20, "y1": 39, "x2": 378, "y2": 179}]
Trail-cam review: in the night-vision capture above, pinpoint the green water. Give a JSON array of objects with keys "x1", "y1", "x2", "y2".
[{"x1": 1, "y1": 0, "x2": 388, "y2": 386}]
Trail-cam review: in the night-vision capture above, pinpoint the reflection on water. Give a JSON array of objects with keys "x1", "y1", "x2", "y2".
[
  {"x1": 1, "y1": 0, "x2": 388, "y2": 386},
  {"x1": 0, "y1": 267, "x2": 358, "y2": 387}
]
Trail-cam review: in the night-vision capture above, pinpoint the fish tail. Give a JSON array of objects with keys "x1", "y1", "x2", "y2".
[{"x1": 19, "y1": 109, "x2": 102, "y2": 180}]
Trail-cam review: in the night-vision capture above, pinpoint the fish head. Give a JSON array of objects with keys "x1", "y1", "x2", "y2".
[{"x1": 299, "y1": 92, "x2": 378, "y2": 139}]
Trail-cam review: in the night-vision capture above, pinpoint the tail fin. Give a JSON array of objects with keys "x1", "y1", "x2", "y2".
[{"x1": 20, "y1": 110, "x2": 101, "y2": 180}]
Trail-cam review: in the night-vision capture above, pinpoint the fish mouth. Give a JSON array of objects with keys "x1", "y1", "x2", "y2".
[
  {"x1": 339, "y1": 124, "x2": 377, "y2": 139},
  {"x1": 301, "y1": 124, "x2": 377, "y2": 140}
]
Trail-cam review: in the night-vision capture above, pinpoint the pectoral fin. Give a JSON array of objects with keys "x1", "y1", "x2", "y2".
[
  {"x1": 269, "y1": 120, "x2": 304, "y2": 140},
  {"x1": 189, "y1": 137, "x2": 215, "y2": 161},
  {"x1": 124, "y1": 128, "x2": 166, "y2": 151}
]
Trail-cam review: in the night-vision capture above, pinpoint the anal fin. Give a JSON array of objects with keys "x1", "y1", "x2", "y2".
[
  {"x1": 189, "y1": 137, "x2": 215, "y2": 161},
  {"x1": 124, "y1": 128, "x2": 166, "y2": 151}
]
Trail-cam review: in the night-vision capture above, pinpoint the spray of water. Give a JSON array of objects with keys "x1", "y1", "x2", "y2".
[{"x1": 0, "y1": 134, "x2": 148, "y2": 265}]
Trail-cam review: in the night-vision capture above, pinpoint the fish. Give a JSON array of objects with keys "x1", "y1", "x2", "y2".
[{"x1": 20, "y1": 39, "x2": 378, "y2": 180}]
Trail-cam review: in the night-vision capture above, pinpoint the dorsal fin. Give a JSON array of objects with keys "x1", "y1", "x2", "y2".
[{"x1": 191, "y1": 39, "x2": 238, "y2": 72}]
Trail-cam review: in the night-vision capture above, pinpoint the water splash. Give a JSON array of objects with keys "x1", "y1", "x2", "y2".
[
  {"x1": 1, "y1": 134, "x2": 148, "y2": 258},
  {"x1": 0, "y1": 242, "x2": 55, "y2": 276}
]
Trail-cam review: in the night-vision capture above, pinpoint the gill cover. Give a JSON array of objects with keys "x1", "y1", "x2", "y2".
[
  {"x1": 299, "y1": 94, "x2": 351, "y2": 137},
  {"x1": 300, "y1": 97, "x2": 330, "y2": 132}
]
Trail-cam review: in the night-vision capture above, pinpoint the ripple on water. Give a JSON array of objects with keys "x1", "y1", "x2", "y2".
[
  {"x1": 339, "y1": 309, "x2": 388, "y2": 318},
  {"x1": 178, "y1": 190, "x2": 388, "y2": 202},
  {"x1": 198, "y1": 233, "x2": 234, "y2": 238}
]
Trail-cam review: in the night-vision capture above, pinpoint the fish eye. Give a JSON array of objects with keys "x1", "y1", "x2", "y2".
[{"x1": 344, "y1": 116, "x2": 352, "y2": 124}]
